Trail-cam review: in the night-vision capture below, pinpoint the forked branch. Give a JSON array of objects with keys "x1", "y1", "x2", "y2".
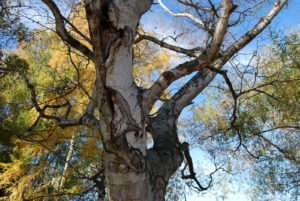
[
  {"x1": 181, "y1": 142, "x2": 225, "y2": 191},
  {"x1": 144, "y1": 0, "x2": 288, "y2": 114}
]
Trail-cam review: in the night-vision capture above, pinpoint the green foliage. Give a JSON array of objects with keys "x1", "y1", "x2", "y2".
[
  {"x1": 0, "y1": 29, "x2": 98, "y2": 200},
  {"x1": 1, "y1": 54, "x2": 29, "y2": 72},
  {"x1": 189, "y1": 31, "x2": 300, "y2": 200}
]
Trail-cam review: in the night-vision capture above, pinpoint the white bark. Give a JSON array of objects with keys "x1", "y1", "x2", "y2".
[{"x1": 59, "y1": 134, "x2": 76, "y2": 188}]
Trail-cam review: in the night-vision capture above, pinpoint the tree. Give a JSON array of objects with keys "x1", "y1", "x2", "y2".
[
  {"x1": 0, "y1": 0, "x2": 292, "y2": 200},
  {"x1": 190, "y1": 30, "x2": 300, "y2": 200},
  {"x1": 0, "y1": 0, "x2": 30, "y2": 197}
]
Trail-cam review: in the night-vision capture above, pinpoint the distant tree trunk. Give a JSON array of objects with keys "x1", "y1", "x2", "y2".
[{"x1": 60, "y1": 134, "x2": 75, "y2": 188}]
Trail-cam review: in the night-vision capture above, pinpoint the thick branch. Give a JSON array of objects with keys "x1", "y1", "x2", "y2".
[
  {"x1": 222, "y1": 0, "x2": 288, "y2": 61},
  {"x1": 207, "y1": 0, "x2": 236, "y2": 60},
  {"x1": 173, "y1": 69, "x2": 216, "y2": 114},
  {"x1": 143, "y1": 0, "x2": 288, "y2": 114},
  {"x1": 41, "y1": 0, "x2": 94, "y2": 60},
  {"x1": 142, "y1": 58, "x2": 203, "y2": 113}
]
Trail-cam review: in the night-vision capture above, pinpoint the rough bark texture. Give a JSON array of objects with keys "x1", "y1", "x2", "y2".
[
  {"x1": 83, "y1": 1, "x2": 185, "y2": 200},
  {"x1": 147, "y1": 104, "x2": 184, "y2": 201},
  {"x1": 83, "y1": 1, "x2": 177, "y2": 200}
]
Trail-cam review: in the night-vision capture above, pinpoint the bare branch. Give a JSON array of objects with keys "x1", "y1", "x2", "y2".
[
  {"x1": 229, "y1": 0, "x2": 266, "y2": 27},
  {"x1": 222, "y1": 0, "x2": 288, "y2": 61},
  {"x1": 67, "y1": 45, "x2": 92, "y2": 99},
  {"x1": 144, "y1": 0, "x2": 288, "y2": 114},
  {"x1": 63, "y1": 16, "x2": 92, "y2": 44},
  {"x1": 177, "y1": 0, "x2": 212, "y2": 12},
  {"x1": 180, "y1": 142, "x2": 210, "y2": 191},
  {"x1": 135, "y1": 33, "x2": 202, "y2": 57},
  {"x1": 207, "y1": 0, "x2": 236, "y2": 60},
  {"x1": 207, "y1": 0, "x2": 220, "y2": 18},
  {"x1": 158, "y1": 0, "x2": 205, "y2": 26},
  {"x1": 181, "y1": 142, "x2": 225, "y2": 191}
]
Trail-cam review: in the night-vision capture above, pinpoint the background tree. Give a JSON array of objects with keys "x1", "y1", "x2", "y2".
[
  {"x1": 189, "y1": 30, "x2": 300, "y2": 200},
  {"x1": 0, "y1": 0, "x2": 295, "y2": 201},
  {"x1": 0, "y1": 0, "x2": 31, "y2": 197}
]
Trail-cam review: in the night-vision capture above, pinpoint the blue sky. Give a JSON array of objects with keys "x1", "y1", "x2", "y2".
[{"x1": 141, "y1": 0, "x2": 300, "y2": 46}]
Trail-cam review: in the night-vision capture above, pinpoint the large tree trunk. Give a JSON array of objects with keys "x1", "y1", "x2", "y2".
[{"x1": 84, "y1": 1, "x2": 183, "y2": 200}]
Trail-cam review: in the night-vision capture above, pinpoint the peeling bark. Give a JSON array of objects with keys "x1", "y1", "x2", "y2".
[
  {"x1": 84, "y1": 2, "x2": 184, "y2": 199},
  {"x1": 83, "y1": 1, "x2": 153, "y2": 200}
]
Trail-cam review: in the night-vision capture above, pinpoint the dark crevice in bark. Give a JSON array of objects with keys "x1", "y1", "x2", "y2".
[
  {"x1": 86, "y1": 7, "x2": 145, "y2": 181},
  {"x1": 110, "y1": 135, "x2": 146, "y2": 173},
  {"x1": 104, "y1": 87, "x2": 145, "y2": 172},
  {"x1": 85, "y1": 1, "x2": 129, "y2": 63},
  {"x1": 100, "y1": 1, "x2": 110, "y2": 29},
  {"x1": 108, "y1": 87, "x2": 140, "y2": 135}
]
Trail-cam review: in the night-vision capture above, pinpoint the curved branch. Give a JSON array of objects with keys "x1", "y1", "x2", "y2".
[
  {"x1": 181, "y1": 142, "x2": 224, "y2": 191},
  {"x1": 41, "y1": 0, "x2": 94, "y2": 60},
  {"x1": 142, "y1": 58, "x2": 204, "y2": 113}
]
